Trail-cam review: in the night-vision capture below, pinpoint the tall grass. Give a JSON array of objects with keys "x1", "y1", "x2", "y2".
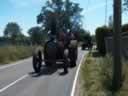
[
  {"x1": 80, "y1": 51, "x2": 113, "y2": 96},
  {"x1": 80, "y1": 51, "x2": 128, "y2": 96},
  {"x1": 116, "y1": 61, "x2": 128, "y2": 96},
  {"x1": 0, "y1": 46, "x2": 33, "y2": 64}
]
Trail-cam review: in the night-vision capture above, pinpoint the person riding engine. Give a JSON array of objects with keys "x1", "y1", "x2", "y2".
[
  {"x1": 46, "y1": 12, "x2": 78, "y2": 67},
  {"x1": 47, "y1": 28, "x2": 78, "y2": 68},
  {"x1": 58, "y1": 32, "x2": 78, "y2": 67},
  {"x1": 67, "y1": 31, "x2": 78, "y2": 67},
  {"x1": 58, "y1": 29, "x2": 78, "y2": 67}
]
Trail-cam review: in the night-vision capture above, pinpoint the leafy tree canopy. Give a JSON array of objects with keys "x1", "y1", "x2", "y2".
[
  {"x1": 28, "y1": 26, "x2": 45, "y2": 44},
  {"x1": 4, "y1": 22, "x2": 22, "y2": 38},
  {"x1": 122, "y1": 24, "x2": 128, "y2": 32},
  {"x1": 124, "y1": 0, "x2": 128, "y2": 11},
  {"x1": 37, "y1": 0, "x2": 83, "y2": 34}
]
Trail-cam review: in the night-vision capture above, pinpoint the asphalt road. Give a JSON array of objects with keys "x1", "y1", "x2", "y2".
[{"x1": 0, "y1": 49, "x2": 87, "y2": 96}]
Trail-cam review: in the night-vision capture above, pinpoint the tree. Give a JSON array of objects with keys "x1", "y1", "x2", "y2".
[
  {"x1": 15, "y1": 34, "x2": 27, "y2": 45},
  {"x1": 123, "y1": 0, "x2": 128, "y2": 11},
  {"x1": 91, "y1": 35, "x2": 96, "y2": 44},
  {"x1": 78, "y1": 28, "x2": 88, "y2": 41},
  {"x1": 122, "y1": 24, "x2": 128, "y2": 32},
  {"x1": 28, "y1": 26, "x2": 45, "y2": 44},
  {"x1": 4, "y1": 22, "x2": 22, "y2": 44},
  {"x1": 83, "y1": 32, "x2": 92, "y2": 43},
  {"x1": 37, "y1": 0, "x2": 83, "y2": 34}
]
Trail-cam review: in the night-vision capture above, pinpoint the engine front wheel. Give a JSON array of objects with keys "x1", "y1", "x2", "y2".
[{"x1": 70, "y1": 58, "x2": 76, "y2": 67}]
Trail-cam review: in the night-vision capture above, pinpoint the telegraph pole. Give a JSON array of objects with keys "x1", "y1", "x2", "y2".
[{"x1": 112, "y1": 0, "x2": 122, "y2": 91}]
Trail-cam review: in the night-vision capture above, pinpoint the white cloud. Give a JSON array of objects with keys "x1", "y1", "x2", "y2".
[{"x1": 0, "y1": 27, "x2": 4, "y2": 36}]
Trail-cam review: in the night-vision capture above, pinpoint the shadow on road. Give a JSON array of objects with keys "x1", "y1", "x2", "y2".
[{"x1": 29, "y1": 64, "x2": 68, "y2": 77}]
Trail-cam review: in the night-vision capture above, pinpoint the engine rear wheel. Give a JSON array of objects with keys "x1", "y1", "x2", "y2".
[
  {"x1": 69, "y1": 48, "x2": 78, "y2": 67},
  {"x1": 63, "y1": 56, "x2": 69, "y2": 73}
]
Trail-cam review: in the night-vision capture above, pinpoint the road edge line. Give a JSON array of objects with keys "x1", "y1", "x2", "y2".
[
  {"x1": 70, "y1": 53, "x2": 86, "y2": 96},
  {"x1": 0, "y1": 74, "x2": 28, "y2": 93},
  {"x1": 0, "y1": 57, "x2": 31, "y2": 70}
]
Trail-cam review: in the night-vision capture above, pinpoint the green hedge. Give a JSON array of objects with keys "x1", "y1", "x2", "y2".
[
  {"x1": 0, "y1": 46, "x2": 33, "y2": 64},
  {"x1": 122, "y1": 24, "x2": 128, "y2": 33},
  {"x1": 95, "y1": 26, "x2": 112, "y2": 55}
]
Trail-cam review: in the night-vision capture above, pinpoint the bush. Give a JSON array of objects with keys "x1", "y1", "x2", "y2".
[
  {"x1": 95, "y1": 26, "x2": 112, "y2": 55},
  {"x1": 122, "y1": 24, "x2": 128, "y2": 33},
  {"x1": 0, "y1": 46, "x2": 33, "y2": 64}
]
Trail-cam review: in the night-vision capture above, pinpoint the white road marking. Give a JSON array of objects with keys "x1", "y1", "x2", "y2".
[
  {"x1": 0, "y1": 75, "x2": 28, "y2": 93},
  {"x1": 70, "y1": 53, "x2": 85, "y2": 96},
  {"x1": 0, "y1": 63, "x2": 21, "y2": 70},
  {"x1": 0, "y1": 58, "x2": 31, "y2": 70}
]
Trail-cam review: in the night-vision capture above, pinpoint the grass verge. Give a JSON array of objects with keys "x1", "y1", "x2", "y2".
[
  {"x1": 116, "y1": 61, "x2": 128, "y2": 96},
  {"x1": 0, "y1": 46, "x2": 34, "y2": 64},
  {"x1": 80, "y1": 50, "x2": 128, "y2": 96}
]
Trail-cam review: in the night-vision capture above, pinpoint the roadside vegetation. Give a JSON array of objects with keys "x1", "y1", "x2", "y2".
[
  {"x1": 80, "y1": 50, "x2": 128, "y2": 96},
  {"x1": 80, "y1": 50, "x2": 112, "y2": 96},
  {"x1": 0, "y1": 46, "x2": 34, "y2": 64}
]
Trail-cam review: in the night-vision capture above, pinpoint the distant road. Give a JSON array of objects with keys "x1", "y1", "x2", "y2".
[{"x1": 0, "y1": 48, "x2": 87, "y2": 96}]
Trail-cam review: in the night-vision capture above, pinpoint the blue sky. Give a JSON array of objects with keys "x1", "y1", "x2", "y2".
[{"x1": 0, "y1": 0, "x2": 128, "y2": 36}]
